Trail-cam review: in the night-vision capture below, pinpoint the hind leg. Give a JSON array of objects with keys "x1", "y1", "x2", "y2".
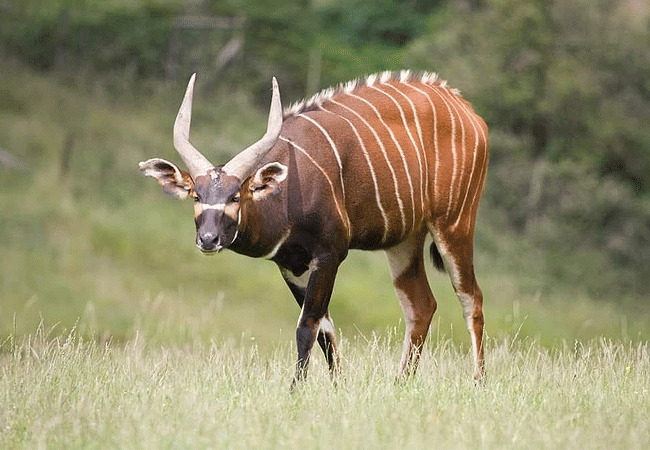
[
  {"x1": 432, "y1": 228, "x2": 485, "y2": 381},
  {"x1": 385, "y1": 232, "x2": 437, "y2": 380}
]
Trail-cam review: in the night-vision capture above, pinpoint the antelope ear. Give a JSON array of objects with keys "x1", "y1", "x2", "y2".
[
  {"x1": 250, "y1": 162, "x2": 288, "y2": 198},
  {"x1": 139, "y1": 158, "x2": 193, "y2": 199}
]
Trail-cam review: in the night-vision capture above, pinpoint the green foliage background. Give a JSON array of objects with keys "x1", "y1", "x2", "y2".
[{"x1": 1, "y1": 0, "x2": 649, "y2": 345}]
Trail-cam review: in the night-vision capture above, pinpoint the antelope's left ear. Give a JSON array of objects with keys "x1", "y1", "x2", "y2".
[
  {"x1": 139, "y1": 158, "x2": 194, "y2": 200},
  {"x1": 250, "y1": 162, "x2": 288, "y2": 198}
]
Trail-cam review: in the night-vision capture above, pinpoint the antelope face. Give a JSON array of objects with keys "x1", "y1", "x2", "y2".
[
  {"x1": 139, "y1": 73, "x2": 283, "y2": 255},
  {"x1": 192, "y1": 168, "x2": 242, "y2": 254}
]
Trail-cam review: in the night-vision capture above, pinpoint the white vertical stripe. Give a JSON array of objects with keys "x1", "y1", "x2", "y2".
[
  {"x1": 373, "y1": 84, "x2": 425, "y2": 220},
  {"x1": 466, "y1": 121, "x2": 489, "y2": 231},
  {"x1": 378, "y1": 82, "x2": 428, "y2": 214},
  {"x1": 462, "y1": 110, "x2": 489, "y2": 231},
  {"x1": 279, "y1": 136, "x2": 351, "y2": 240},
  {"x1": 442, "y1": 92, "x2": 483, "y2": 231},
  {"x1": 442, "y1": 91, "x2": 489, "y2": 231},
  {"x1": 347, "y1": 92, "x2": 414, "y2": 235},
  {"x1": 364, "y1": 87, "x2": 417, "y2": 231},
  {"x1": 421, "y1": 84, "x2": 458, "y2": 221},
  {"x1": 405, "y1": 82, "x2": 440, "y2": 211},
  {"x1": 298, "y1": 114, "x2": 346, "y2": 204},
  {"x1": 320, "y1": 106, "x2": 390, "y2": 243},
  {"x1": 446, "y1": 90, "x2": 467, "y2": 225},
  {"x1": 329, "y1": 98, "x2": 407, "y2": 234}
]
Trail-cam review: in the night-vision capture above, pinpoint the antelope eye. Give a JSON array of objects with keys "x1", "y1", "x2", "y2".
[{"x1": 231, "y1": 194, "x2": 240, "y2": 203}]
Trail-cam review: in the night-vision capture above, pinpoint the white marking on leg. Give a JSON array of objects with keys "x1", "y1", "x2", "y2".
[
  {"x1": 290, "y1": 259, "x2": 319, "y2": 327},
  {"x1": 429, "y1": 230, "x2": 460, "y2": 287},
  {"x1": 282, "y1": 258, "x2": 317, "y2": 291},
  {"x1": 385, "y1": 238, "x2": 416, "y2": 279},
  {"x1": 433, "y1": 231, "x2": 481, "y2": 374},
  {"x1": 395, "y1": 284, "x2": 417, "y2": 371},
  {"x1": 319, "y1": 315, "x2": 336, "y2": 336},
  {"x1": 458, "y1": 291, "x2": 480, "y2": 375},
  {"x1": 385, "y1": 238, "x2": 420, "y2": 370}
]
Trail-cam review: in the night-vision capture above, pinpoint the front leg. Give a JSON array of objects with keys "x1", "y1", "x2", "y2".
[
  {"x1": 281, "y1": 269, "x2": 341, "y2": 380},
  {"x1": 291, "y1": 253, "x2": 341, "y2": 389}
]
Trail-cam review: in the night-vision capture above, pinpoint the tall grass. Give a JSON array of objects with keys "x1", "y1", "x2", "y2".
[{"x1": 1, "y1": 327, "x2": 648, "y2": 450}]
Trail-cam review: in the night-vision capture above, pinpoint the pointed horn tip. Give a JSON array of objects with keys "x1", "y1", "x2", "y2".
[
  {"x1": 269, "y1": 77, "x2": 282, "y2": 112},
  {"x1": 271, "y1": 77, "x2": 281, "y2": 99},
  {"x1": 184, "y1": 73, "x2": 197, "y2": 97}
]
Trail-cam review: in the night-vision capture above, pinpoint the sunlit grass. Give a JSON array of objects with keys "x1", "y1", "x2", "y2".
[{"x1": 1, "y1": 327, "x2": 648, "y2": 450}]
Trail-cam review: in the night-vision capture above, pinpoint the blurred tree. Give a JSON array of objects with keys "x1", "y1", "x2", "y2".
[
  {"x1": 321, "y1": 0, "x2": 442, "y2": 47},
  {"x1": 206, "y1": 0, "x2": 318, "y2": 100},
  {"x1": 408, "y1": 0, "x2": 650, "y2": 297},
  {"x1": 409, "y1": 0, "x2": 650, "y2": 188}
]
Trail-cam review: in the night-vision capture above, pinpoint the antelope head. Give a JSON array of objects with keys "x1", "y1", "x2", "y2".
[{"x1": 139, "y1": 74, "x2": 285, "y2": 253}]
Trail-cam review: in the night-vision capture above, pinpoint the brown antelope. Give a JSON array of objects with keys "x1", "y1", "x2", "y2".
[{"x1": 140, "y1": 71, "x2": 489, "y2": 386}]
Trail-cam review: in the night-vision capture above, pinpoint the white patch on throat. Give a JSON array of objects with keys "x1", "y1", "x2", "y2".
[{"x1": 261, "y1": 229, "x2": 290, "y2": 260}]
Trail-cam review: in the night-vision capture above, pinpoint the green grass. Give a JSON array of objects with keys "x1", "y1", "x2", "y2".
[{"x1": 1, "y1": 328, "x2": 648, "y2": 450}]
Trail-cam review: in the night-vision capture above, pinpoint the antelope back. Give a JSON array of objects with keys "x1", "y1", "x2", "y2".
[{"x1": 280, "y1": 71, "x2": 489, "y2": 249}]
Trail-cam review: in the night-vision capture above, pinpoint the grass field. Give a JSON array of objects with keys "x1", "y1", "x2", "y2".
[{"x1": 1, "y1": 328, "x2": 648, "y2": 450}]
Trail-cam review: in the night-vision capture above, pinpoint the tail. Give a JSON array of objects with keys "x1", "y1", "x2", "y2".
[{"x1": 429, "y1": 242, "x2": 445, "y2": 272}]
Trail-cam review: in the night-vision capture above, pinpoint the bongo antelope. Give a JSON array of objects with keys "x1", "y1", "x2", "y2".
[{"x1": 140, "y1": 71, "x2": 489, "y2": 386}]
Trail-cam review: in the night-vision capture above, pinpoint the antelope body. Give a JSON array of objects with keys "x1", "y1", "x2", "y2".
[{"x1": 140, "y1": 71, "x2": 489, "y2": 386}]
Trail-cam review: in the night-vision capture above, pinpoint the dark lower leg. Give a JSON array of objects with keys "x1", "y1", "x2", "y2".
[{"x1": 292, "y1": 323, "x2": 318, "y2": 389}]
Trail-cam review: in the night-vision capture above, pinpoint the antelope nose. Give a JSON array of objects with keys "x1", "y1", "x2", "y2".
[{"x1": 197, "y1": 231, "x2": 219, "y2": 252}]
